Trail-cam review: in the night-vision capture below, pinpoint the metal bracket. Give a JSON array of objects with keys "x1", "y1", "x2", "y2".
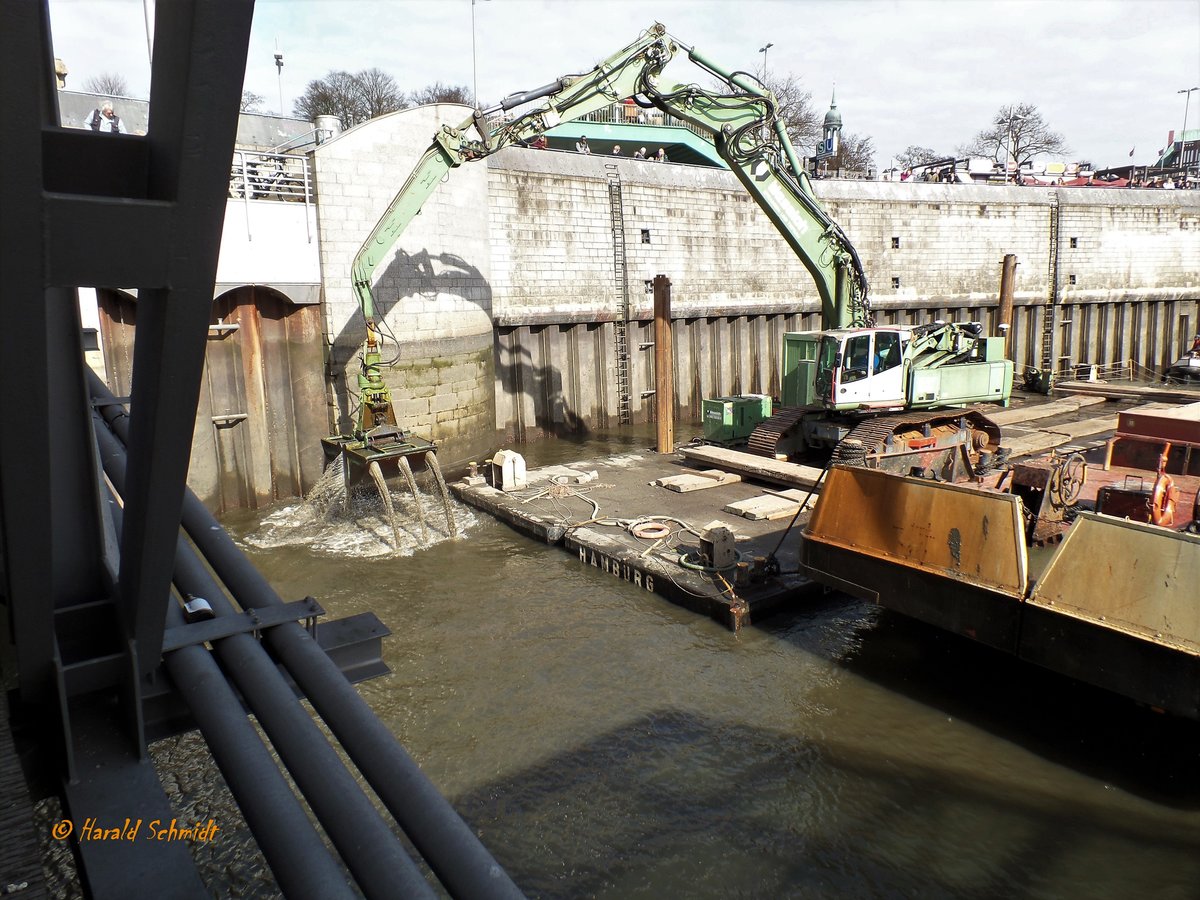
[
  {"x1": 91, "y1": 396, "x2": 133, "y2": 409},
  {"x1": 161, "y1": 597, "x2": 324, "y2": 653}
]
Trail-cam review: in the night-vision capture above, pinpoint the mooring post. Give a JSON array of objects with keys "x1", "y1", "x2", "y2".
[
  {"x1": 653, "y1": 274, "x2": 674, "y2": 452},
  {"x1": 998, "y1": 253, "x2": 1018, "y2": 356}
]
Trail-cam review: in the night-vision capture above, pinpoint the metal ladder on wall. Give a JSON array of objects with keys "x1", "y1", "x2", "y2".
[
  {"x1": 606, "y1": 166, "x2": 633, "y2": 425},
  {"x1": 1041, "y1": 195, "x2": 1060, "y2": 372}
]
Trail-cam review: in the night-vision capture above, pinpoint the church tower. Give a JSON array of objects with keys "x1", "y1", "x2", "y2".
[{"x1": 820, "y1": 87, "x2": 842, "y2": 159}]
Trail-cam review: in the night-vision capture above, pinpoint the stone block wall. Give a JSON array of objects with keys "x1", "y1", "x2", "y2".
[{"x1": 487, "y1": 148, "x2": 1200, "y2": 440}]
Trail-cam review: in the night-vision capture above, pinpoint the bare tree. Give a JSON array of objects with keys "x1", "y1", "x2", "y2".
[
  {"x1": 294, "y1": 70, "x2": 371, "y2": 126},
  {"x1": 408, "y1": 82, "x2": 472, "y2": 106},
  {"x1": 82, "y1": 72, "x2": 128, "y2": 95},
  {"x1": 357, "y1": 68, "x2": 405, "y2": 119},
  {"x1": 763, "y1": 73, "x2": 821, "y2": 155},
  {"x1": 960, "y1": 102, "x2": 1068, "y2": 167},
  {"x1": 240, "y1": 90, "x2": 265, "y2": 113},
  {"x1": 832, "y1": 132, "x2": 876, "y2": 175},
  {"x1": 895, "y1": 145, "x2": 943, "y2": 169}
]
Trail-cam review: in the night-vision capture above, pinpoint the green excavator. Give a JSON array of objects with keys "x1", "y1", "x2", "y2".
[{"x1": 326, "y1": 22, "x2": 1011, "y2": 485}]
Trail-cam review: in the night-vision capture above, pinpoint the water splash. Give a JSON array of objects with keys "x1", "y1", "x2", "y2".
[
  {"x1": 241, "y1": 453, "x2": 476, "y2": 558},
  {"x1": 425, "y1": 450, "x2": 459, "y2": 539},
  {"x1": 397, "y1": 455, "x2": 429, "y2": 545},
  {"x1": 368, "y1": 459, "x2": 402, "y2": 550}
]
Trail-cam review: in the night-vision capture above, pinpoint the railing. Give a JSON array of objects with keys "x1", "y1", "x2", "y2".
[
  {"x1": 1055, "y1": 359, "x2": 1154, "y2": 382},
  {"x1": 229, "y1": 150, "x2": 313, "y2": 203}
]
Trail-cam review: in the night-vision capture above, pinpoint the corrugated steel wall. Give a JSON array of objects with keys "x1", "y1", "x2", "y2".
[
  {"x1": 494, "y1": 294, "x2": 1198, "y2": 442},
  {"x1": 98, "y1": 287, "x2": 326, "y2": 514}
]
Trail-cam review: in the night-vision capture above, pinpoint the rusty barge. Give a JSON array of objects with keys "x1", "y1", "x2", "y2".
[{"x1": 801, "y1": 400, "x2": 1200, "y2": 720}]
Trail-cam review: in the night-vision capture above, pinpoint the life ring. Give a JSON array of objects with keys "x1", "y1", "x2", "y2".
[
  {"x1": 631, "y1": 521, "x2": 672, "y2": 540},
  {"x1": 1150, "y1": 472, "x2": 1178, "y2": 527}
]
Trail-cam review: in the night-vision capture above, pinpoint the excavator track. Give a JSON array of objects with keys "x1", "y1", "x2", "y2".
[
  {"x1": 747, "y1": 407, "x2": 810, "y2": 457},
  {"x1": 748, "y1": 405, "x2": 1003, "y2": 465},
  {"x1": 831, "y1": 407, "x2": 1003, "y2": 465}
]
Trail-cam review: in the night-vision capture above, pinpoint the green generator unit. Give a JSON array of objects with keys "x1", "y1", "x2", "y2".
[{"x1": 702, "y1": 394, "x2": 773, "y2": 443}]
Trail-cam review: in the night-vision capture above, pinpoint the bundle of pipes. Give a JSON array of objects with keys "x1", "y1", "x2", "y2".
[{"x1": 87, "y1": 371, "x2": 522, "y2": 899}]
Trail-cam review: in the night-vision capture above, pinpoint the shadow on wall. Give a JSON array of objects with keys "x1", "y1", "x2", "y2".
[
  {"x1": 495, "y1": 338, "x2": 590, "y2": 443},
  {"x1": 329, "y1": 248, "x2": 586, "y2": 446},
  {"x1": 328, "y1": 248, "x2": 491, "y2": 435}
]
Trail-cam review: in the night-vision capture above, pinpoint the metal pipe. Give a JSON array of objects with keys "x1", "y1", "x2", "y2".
[
  {"x1": 686, "y1": 45, "x2": 769, "y2": 99},
  {"x1": 93, "y1": 428, "x2": 355, "y2": 900},
  {"x1": 498, "y1": 78, "x2": 568, "y2": 111},
  {"x1": 91, "y1": 404, "x2": 436, "y2": 900},
  {"x1": 88, "y1": 371, "x2": 523, "y2": 900},
  {"x1": 167, "y1": 548, "x2": 436, "y2": 900}
]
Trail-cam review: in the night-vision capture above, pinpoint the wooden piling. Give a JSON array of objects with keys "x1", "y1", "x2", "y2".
[
  {"x1": 998, "y1": 253, "x2": 1018, "y2": 356},
  {"x1": 653, "y1": 274, "x2": 674, "y2": 453}
]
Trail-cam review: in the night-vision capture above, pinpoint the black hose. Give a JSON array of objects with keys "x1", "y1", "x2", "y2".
[
  {"x1": 88, "y1": 371, "x2": 524, "y2": 900},
  {"x1": 93, "y1": 408, "x2": 436, "y2": 900}
]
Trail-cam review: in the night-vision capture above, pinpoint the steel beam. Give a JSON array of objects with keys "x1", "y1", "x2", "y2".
[
  {"x1": 115, "y1": 0, "x2": 256, "y2": 675},
  {"x1": 0, "y1": 0, "x2": 59, "y2": 706}
]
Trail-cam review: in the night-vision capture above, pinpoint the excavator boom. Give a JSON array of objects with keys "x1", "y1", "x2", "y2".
[
  {"x1": 336, "y1": 22, "x2": 1007, "y2": 479},
  {"x1": 345, "y1": 22, "x2": 871, "y2": 441}
]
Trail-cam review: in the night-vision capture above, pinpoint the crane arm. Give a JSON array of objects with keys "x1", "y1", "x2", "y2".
[
  {"x1": 345, "y1": 22, "x2": 872, "y2": 442},
  {"x1": 642, "y1": 43, "x2": 869, "y2": 328},
  {"x1": 352, "y1": 22, "x2": 869, "y2": 329},
  {"x1": 351, "y1": 23, "x2": 677, "y2": 318}
]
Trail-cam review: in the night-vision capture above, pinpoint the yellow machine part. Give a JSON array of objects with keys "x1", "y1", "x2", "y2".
[
  {"x1": 1029, "y1": 512, "x2": 1200, "y2": 654},
  {"x1": 805, "y1": 466, "x2": 1029, "y2": 598}
]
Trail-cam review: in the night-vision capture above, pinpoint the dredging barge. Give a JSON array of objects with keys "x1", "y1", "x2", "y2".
[{"x1": 801, "y1": 398, "x2": 1200, "y2": 720}]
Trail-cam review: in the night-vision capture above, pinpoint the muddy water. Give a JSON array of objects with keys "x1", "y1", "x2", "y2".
[{"x1": 44, "y1": 431, "x2": 1200, "y2": 898}]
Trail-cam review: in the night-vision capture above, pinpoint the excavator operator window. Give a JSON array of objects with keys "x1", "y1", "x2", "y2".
[
  {"x1": 874, "y1": 331, "x2": 902, "y2": 373},
  {"x1": 842, "y1": 335, "x2": 871, "y2": 383}
]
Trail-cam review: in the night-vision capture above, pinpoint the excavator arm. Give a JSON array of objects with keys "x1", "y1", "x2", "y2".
[
  {"x1": 641, "y1": 43, "x2": 870, "y2": 329},
  {"x1": 346, "y1": 22, "x2": 869, "y2": 443},
  {"x1": 351, "y1": 23, "x2": 678, "y2": 318}
]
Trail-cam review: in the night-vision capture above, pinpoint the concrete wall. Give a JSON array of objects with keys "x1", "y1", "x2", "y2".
[
  {"x1": 487, "y1": 149, "x2": 816, "y2": 324},
  {"x1": 216, "y1": 198, "x2": 321, "y2": 302},
  {"x1": 312, "y1": 104, "x2": 496, "y2": 470},
  {"x1": 486, "y1": 148, "x2": 1200, "y2": 440}
]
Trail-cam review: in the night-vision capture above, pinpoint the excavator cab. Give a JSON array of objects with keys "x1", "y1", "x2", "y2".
[{"x1": 817, "y1": 328, "x2": 909, "y2": 411}]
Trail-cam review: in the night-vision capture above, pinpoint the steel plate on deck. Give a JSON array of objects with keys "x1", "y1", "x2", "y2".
[
  {"x1": 805, "y1": 466, "x2": 1028, "y2": 598},
  {"x1": 1029, "y1": 512, "x2": 1200, "y2": 654}
]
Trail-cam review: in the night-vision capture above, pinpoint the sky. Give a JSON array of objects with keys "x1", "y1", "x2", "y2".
[{"x1": 47, "y1": 0, "x2": 1200, "y2": 170}]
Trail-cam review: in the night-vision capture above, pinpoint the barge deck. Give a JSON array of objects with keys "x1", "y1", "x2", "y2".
[{"x1": 451, "y1": 453, "x2": 820, "y2": 630}]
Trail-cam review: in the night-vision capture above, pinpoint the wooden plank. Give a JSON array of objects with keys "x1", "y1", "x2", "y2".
[
  {"x1": 652, "y1": 470, "x2": 742, "y2": 492},
  {"x1": 1055, "y1": 381, "x2": 1200, "y2": 404},
  {"x1": 762, "y1": 487, "x2": 813, "y2": 501},
  {"x1": 723, "y1": 494, "x2": 814, "y2": 521},
  {"x1": 678, "y1": 445, "x2": 824, "y2": 489},
  {"x1": 1001, "y1": 405, "x2": 1153, "y2": 458},
  {"x1": 988, "y1": 395, "x2": 1106, "y2": 426}
]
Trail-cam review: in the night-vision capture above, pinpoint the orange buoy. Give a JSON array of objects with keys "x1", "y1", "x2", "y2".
[{"x1": 1151, "y1": 472, "x2": 1178, "y2": 527}]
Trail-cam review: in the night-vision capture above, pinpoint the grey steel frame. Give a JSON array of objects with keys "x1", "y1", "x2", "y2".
[{"x1": 0, "y1": 2, "x2": 522, "y2": 896}]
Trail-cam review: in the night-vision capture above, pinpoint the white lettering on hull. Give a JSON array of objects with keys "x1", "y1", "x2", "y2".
[{"x1": 576, "y1": 544, "x2": 654, "y2": 591}]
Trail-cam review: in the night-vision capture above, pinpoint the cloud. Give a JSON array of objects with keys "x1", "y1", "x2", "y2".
[{"x1": 48, "y1": 0, "x2": 1200, "y2": 168}]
